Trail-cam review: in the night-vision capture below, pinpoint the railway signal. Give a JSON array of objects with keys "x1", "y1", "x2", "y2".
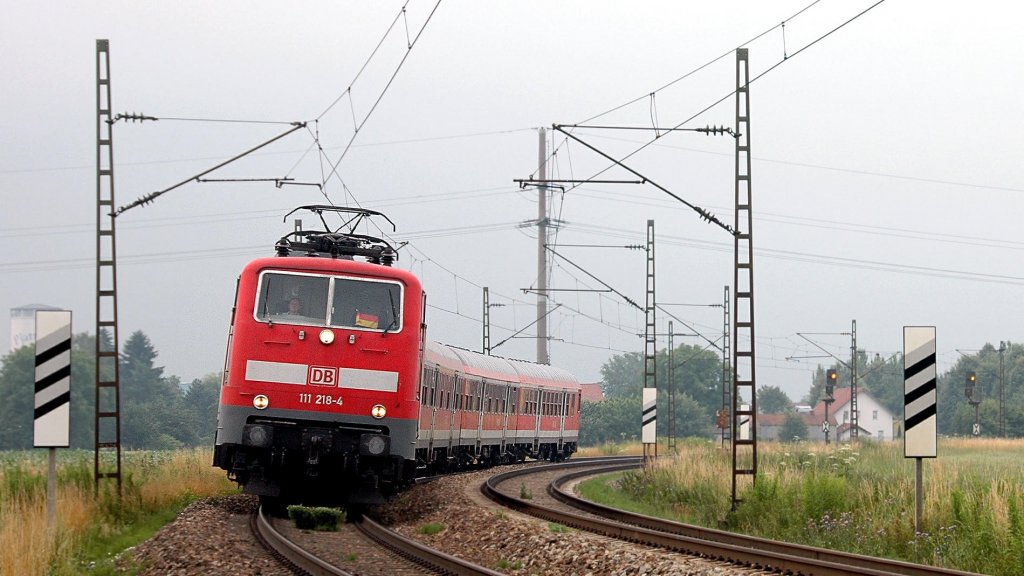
[
  {"x1": 965, "y1": 371, "x2": 978, "y2": 404},
  {"x1": 825, "y1": 369, "x2": 838, "y2": 398}
]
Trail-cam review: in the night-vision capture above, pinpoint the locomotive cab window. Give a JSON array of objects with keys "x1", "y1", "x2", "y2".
[
  {"x1": 255, "y1": 272, "x2": 402, "y2": 332},
  {"x1": 256, "y1": 272, "x2": 329, "y2": 324},
  {"x1": 331, "y1": 278, "x2": 402, "y2": 332}
]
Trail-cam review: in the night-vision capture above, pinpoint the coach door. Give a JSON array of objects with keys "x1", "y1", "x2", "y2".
[
  {"x1": 534, "y1": 388, "x2": 542, "y2": 443},
  {"x1": 500, "y1": 384, "x2": 512, "y2": 451},
  {"x1": 450, "y1": 373, "x2": 462, "y2": 448},
  {"x1": 558, "y1": 390, "x2": 567, "y2": 448},
  {"x1": 418, "y1": 366, "x2": 439, "y2": 451}
]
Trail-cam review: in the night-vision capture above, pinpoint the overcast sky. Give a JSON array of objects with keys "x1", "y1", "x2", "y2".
[{"x1": 3, "y1": 1, "x2": 1023, "y2": 402}]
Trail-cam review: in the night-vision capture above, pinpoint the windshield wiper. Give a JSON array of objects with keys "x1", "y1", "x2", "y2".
[{"x1": 382, "y1": 289, "x2": 399, "y2": 335}]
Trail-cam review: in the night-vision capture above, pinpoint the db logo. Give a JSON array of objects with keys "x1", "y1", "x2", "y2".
[{"x1": 308, "y1": 366, "x2": 338, "y2": 387}]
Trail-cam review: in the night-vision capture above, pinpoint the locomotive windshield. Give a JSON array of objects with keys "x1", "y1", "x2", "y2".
[{"x1": 255, "y1": 271, "x2": 402, "y2": 332}]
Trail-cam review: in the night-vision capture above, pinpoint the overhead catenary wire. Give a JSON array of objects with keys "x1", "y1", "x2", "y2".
[
  {"x1": 318, "y1": 0, "x2": 444, "y2": 189},
  {"x1": 575, "y1": 0, "x2": 825, "y2": 126},
  {"x1": 558, "y1": 0, "x2": 888, "y2": 201}
]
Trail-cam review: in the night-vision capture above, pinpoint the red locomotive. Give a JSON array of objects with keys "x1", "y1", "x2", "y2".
[{"x1": 214, "y1": 206, "x2": 580, "y2": 504}]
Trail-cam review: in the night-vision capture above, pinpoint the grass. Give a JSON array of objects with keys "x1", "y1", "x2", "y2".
[
  {"x1": 417, "y1": 521, "x2": 446, "y2": 535},
  {"x1": 578, "y1": 438, "x2": 1024, "y2": 575},
  {"x1": 0, "y1": 448, "x2": 238, "y2": 576},
  {"x1": 496, "y1": 558, "x2": 523, "y2": 570},
  {"x1": 519, "y1": 482, "x2": 532, "y2": 499}
]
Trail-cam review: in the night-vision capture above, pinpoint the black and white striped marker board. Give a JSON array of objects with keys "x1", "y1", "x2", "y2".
[
  {"x1": 642, "y1": 388, "x2": 656, "y2": 444},
  {"x1": 903, "y1": 326, "x2": 936, "y2": 458},
  {"x1": 34, "y1": 310, "x2": 71, "y2": 448}
]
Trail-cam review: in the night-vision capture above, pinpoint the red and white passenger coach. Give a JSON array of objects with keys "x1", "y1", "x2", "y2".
[{"x1": 213, "y1": 207, "x2": 580, "y2": 504}]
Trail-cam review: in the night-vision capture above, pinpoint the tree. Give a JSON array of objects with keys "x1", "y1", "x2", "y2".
[
  {"x1": 600, "y1": 352, "x2": 643, "y2": 400},
  {"x1": 758, "y1": 385, "x2": 792, "y2": 414},
  {"x1": 0, "y1": 344, "x2": 34, "y2": 449},
  {"x1": 183, "y1": 373, "x2": 222, "y2": 446},
  {"x1": 778, "y1": 411, "x2": 808, "y2": 443},
  {"x1": 120, "y1": 331, "x2": 188, "y2": 449},
  {"x1": 661, "y1": 343, "x2": 723, "y2": 412},
  {"x1": 0, "y1": 332, "x2": 97, "y2": 449},
  {"x1": 665, "y1": 392, "x2": 714, "y2": 438},
  {"x1": 580, "y1": 397, "x2": 639, "y2": 445}
]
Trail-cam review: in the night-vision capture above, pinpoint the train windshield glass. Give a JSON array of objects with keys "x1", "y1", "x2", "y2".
[
  {"x1": 256, "y1": 273, "x2": 330, "y2": 324},
  {"x1": 330, "y1": 278, "x2": 401, "y2": 332},
  {"x1": 255, "y1": 271, "x2": 402, "y2": 332}
]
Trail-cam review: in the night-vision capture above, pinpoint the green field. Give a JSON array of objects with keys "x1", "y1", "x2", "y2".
[
  {"x1": 0, "y1": 448, "x2": 236, "y2": 576},
  {"x1": 579, "y1": 438, "x2": 1024, "y2": 575}
]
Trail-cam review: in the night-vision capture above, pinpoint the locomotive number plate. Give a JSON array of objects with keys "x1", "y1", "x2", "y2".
[{"x1": 298, "y1": 393, "x2": 343, "y2": 406}]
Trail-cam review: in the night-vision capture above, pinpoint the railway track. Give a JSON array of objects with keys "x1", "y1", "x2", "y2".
[
  {"x1": 252, "y1": 503, "x2": 505, "y2": 575},
  {"x1": 482, "y1": 459, "x2": 983, "y2": 576}
]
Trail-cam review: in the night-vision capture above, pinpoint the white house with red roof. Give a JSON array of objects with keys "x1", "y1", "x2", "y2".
[{"x1": 759, "y1": 387, "x2": 896, "y2": 442}]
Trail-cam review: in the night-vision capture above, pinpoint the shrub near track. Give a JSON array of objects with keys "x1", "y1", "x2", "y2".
[
  {"x1": 581, "y1": 438, "x2": 1024, "y2": 575},
  {"x1": 0, "y1": 448, "x2": 237, "y2": 576}
]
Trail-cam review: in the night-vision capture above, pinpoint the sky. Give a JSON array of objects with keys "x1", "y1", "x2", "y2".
[{"x1": 3, "y1": 1, "x2": 1024, "y2": 403}]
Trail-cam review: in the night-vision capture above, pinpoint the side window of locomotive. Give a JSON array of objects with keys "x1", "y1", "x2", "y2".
[
  {"x1": 256, "y1": 273, "x2": 329, "y2": 324},
  {"x1": 330, "y1": 278, "x2": 402, "y2": 331}
]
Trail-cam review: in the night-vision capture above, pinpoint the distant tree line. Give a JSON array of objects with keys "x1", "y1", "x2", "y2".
[
  {"x1": 3, "y1": 330, "x2": 1020, "y2": 450},
  {"x1": 805, "y1": 342, "x2": 1024, "y2": 438},
  {"x1": 580, "y1": 341, "x2": 1024, "y2": 446},
  {"x1": 0, "y1": 330, "x2": 220, "y2": 450},
  {"x1": 580, "y1": 343, "x2": 723, "y2": 445}
]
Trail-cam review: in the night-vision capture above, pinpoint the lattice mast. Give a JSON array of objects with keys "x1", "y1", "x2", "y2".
[
  {"x1": 94, "y1": 39, "x2": 122, "y2": 491},
  {"x1": 731, "y1": 48, "x2": 757, "y2": 507},
  {"x1": 721, "y1": 285, "x2": 732, "y2": 445},
  {"x1": 643, "y1": 219, "x2": 657, "y2": 463},
  {"x1": 850, "y1": 319, "x2": 859, "y2": 440},
  {"x1": 483, "y1": 287, "x2": 492, "y2": 355}
]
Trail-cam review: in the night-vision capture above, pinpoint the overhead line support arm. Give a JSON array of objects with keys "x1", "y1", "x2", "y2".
[
  {"x1": 113, "y1": 122, "x2": 307, "y2": 216},
  {"x1": 551, "y1": 124, "x2": 736, "y2": 236}
]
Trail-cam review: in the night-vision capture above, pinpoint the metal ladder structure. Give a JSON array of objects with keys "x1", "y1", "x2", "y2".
[
  {"x1": 483, "y1": 287, "x2": 492, "y2": 355},
  {"x1": 850, "y1": 319, "x2": 859, "y2": 440},
  {"x1": 94, "y1": 39, "x2": 123, "y2": 491},
  {"x1": 643, "y1": 219, "x2": 657, "y2": 463},
  {"x1": 731, "y1": 48, "x2": 757, "y2": 507},
  {"x1": 721, "y1": 285, "x2": 732, "y2": 445}
]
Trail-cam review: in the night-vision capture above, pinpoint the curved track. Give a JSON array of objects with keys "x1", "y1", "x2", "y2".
[
  {"x1": 252, "y1": 506, "x2": 353, "y2": 576},
  {"x1": 483, "y1": 460, "x2": 983, "y2": 576},
  {"x1": 253, "y1": 504, "x2": 505, "y2": 576}
]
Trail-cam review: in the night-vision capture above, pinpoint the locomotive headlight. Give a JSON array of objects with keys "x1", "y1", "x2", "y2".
[
  {"x1": 359, "y1": 433, "x2": 390, "y2": 456},
  {"x1": 319, "y1": 329, "x2": 335, "y2": 345},
  {"x1": 253, "y1": 394, "x2": 269, "y2": 410},
  {"x1": 370, "y1": 404, "x2": 387, "y2": 419},
  {"x1": 243, "y1": 423, "x2": 273, "y2": 447}
]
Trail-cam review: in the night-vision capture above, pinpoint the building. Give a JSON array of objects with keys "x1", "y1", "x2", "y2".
[
  {"x1": 9, "y1": 303, "x2": 62, "y2": 352},
  {"x1": 759, "y1": 387, "x2": 897, "y2": 442},
  {"x1": 580, "y1": 382, "x2": 605, "y2": 403}
]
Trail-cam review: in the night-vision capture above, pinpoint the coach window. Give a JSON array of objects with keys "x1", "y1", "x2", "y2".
[
  {"x1": 257, "y1": 272, "x2": 329, "y2": 324},
  {"x1": 421, "y1": 367, "x2": 436, "y2": 404},
  {"x1": 330, "y1": 277, "x2": 402, "y2": 332}
]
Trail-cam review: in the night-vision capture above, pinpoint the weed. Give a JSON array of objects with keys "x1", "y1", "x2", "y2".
[
  {"x1": 417, "y1": 522, "x2": 445, "y2": 535},
  {"x1": 519, "y1": 482, "x2": 532, "y2": 500}
]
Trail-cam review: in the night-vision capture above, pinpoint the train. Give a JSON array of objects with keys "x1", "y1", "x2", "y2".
[{"x1": 213, "y1": 206, "x2": 581, "y2": 504}]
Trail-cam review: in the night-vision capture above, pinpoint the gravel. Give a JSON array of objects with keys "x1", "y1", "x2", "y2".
[{"x1": 116, "y1": 468, "x2": 769, "y2": 575}]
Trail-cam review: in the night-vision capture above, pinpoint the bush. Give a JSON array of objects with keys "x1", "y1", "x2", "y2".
[{"x1": 287, "y1": 505, "x2": 345, "y2": 531}]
